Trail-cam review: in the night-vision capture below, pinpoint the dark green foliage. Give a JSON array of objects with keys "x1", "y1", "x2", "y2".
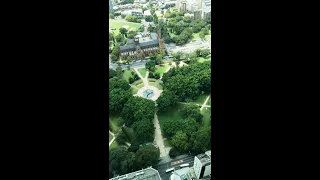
[
  {"x1": 121, "y1": 96, "x2": 155, "y2": 126},
  {"x1": 116, "y1": 130, "x2": 128, "y2": 145},
  {"x1": 109, "y1": 77, "x2": 130, "y2": 91},
  {"x1": 119, "y1": 27, "x2": 128, "y2": 35},
  {"x1": 109, "y1": 88, "x2": 131, "y2": 113},
  {"x1": 172, "y1": 131, "x2": 189, "y2": 151},
  {"x1": 133, "y1": 73, "x2": 139, "y2": 80},
  {"x1": 116, "y1": 66, "x2": 123, "y2": 78},
  {"x1": 128, "y1": 141, "x2": 140, "y2": 153},
  {"x1": 145, "y1": 61, "x2": 156, "y2": 71},
  {"x1": 135, "y1": 145, "x2": 160, "y2": 170},
  {"x1": 180, "y1": 104, "x2": 203, "y2": 122},
  {"x1": 154, "y1": 73, "x2": 160, "y2": 79},
  {"x1": 156, "y1": 90, "x2": 178, "y2": 112},
  {"x1": 109, "y1": 69, "x2": 117, "y2": 79},
  {"x1": 120, "y1": 152, "x2": 136, "y2": 174},
  {"x1": 133, "y1": 120, "x2": 155, "y2": 143},
  {"x1": 169, "y1": 147, "x2": 180, "y2": 158},
  {"x1": 109, "y1": 147, "x2": 129, "y2": 174},
  {"x1": 163, "y1": 118, "x2": 184, "y2": 137},
  {"x1": 145, "y1": 15, "x2": 153, "y2": 22},
  {"x1": 125, "y1": 15, "x2": 141, "y2": 23},
  {"x1": 129, "y1": 77, "x2": 134, "y2": 84},
  {"x1": 111, "y1": 45, "x2": 120, "y2": 61},
  {"x1": 190, "y1": 127, "x2": 211, "y2": 154}
]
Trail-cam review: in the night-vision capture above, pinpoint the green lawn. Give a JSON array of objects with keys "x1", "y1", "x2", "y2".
[
  {"x1": 155, "y1": 82, "x2": 163, "y2": 90},
  {"x1": 207, "y1": 96, "x2": 211, "y2": 105},
  {"x1": 200, "y1": 107, "x2": 211, "y2": 129},
  {"x1": 109, "y1": 19, "x2": 143, "y2": 36},
  {"x1": 155, "y1": 64, "x2": 170, "y2": 76},
  {"x1": 109, "y1": 114, "x2": 123, "y2": 133},
  {"x1": 122, "y1": 126, "x2": 135, "y2": 142},
  {"x1": 137, "y1": 83, "x2": 144, "y2": 88},
  {"x1": 157, "y1": 104, "x2": 185, "y2": 137},
  {"x1": 123, "y1": 69, "x2": 135, "y2": 83},
  {"x1": 193, "y1": 93, "x2": 210, "y2": 105},
  {"x1": 138, "y1": 68, "x2": 147, "y2": 78},
  {"x1": 132, "y1": 79, "x2": 143, "y2": 86},
  {"x1": 109, "y1": 141, "x2": 119, "y2": 150},
  {"x1": 198, "y1": 57, "x2": 211, "y2": 63},
  {"x1": 193, "y1": 33, "x2": 211, "y2": 40},
  {"x1": 131, "y1": 87, "x2": 138, "y2": 94},
  {"x1": 149, "y1": 82, "x2": 155, "y2": 86}
]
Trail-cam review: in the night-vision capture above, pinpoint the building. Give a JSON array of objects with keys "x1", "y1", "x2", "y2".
[
  {"x1": 132, "y1": 9, "x2": 143, "y2": 18},
  {"x1": 144, "y1": 10, "x2": 151, "y2": 16},
  {"x1": 110, "y1": 167, "x2": 161, "y2": 180},
  {"x1": 193, "y1": 151, "x2": 211, "y2": 179},
  {"x1": 201, "y1": 0, "x2": 211, "y2": 19},
  {"x1": 119, "y1": 33, "x2": 161, "y2": 60},
  {"x1": 109, "y1": 0, "x2": 114, "y2": 12},
  {"x1": 176, "y1": 0, "x2": 187, "y2": 12}
]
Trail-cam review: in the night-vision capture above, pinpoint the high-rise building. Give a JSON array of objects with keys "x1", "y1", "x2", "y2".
[
  {"x1": 193, "y1": 151, "x2": 211, "y2": 179},
  {"x1": 176, "y1": 0, "x2": 187, "y2": 12},
  {"x1": 109, "y1": 0, "x2": 114, "y2": 12},
  {"x1": 201, "y1": 0, "x2": 211, "y2": 19},
  {"x1": 109, "y1": 167, "x2": 161, "y2": 180}
]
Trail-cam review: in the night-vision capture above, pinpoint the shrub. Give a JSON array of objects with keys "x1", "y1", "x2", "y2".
[
  {"x1": 169, "y1": 147, "x2": 180, "y2": 158},
  {"x1": 129, "y1": 77, "x2": 134, "y2": 84}
]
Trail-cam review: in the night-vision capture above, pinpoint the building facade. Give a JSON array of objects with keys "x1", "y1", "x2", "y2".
[
  {"x1": 193, "y1": 151, "x2": 211, "y2": 179},
  {"x1": 110, "y1": 167, "x2": 161, "y2": 180},
  {"x1": 109, "y1": 0, "x2": 114, "y2": 12}
]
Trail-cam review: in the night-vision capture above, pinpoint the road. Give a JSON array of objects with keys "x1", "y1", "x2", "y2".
[{"x1": 157, "y1": 154, "x2": 195, "y2": 180}]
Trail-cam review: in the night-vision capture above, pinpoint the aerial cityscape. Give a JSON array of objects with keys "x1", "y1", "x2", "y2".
[{"x1": 109, "y1": 0, "x2": 211, "y2": 179}]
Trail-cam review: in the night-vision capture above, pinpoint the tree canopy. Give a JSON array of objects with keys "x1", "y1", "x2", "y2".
[
  {"x1": 135, "y1": 145, "x2": 160, "y2": 170},
  {"x1": 179, "y1": 104, "x2": 203, "y2": 122},
  {"x1": 156, "y1": 90, "x2": 178, "y2": 112},
  {"x1": 109, "y1": 77, "x2": 130, "y2": 91},
  {"x1": 132, "y1": 120, "x2": 155, "y2": 143},
  {"x1": 109, "y1": 88, "x2": 131, "y2": 114},
  {"x1": 172, "y1": 130, "x2": 189, "y2": 152}
]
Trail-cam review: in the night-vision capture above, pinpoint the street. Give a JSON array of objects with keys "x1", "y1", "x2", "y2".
[{"x1": 157, "y1": 154, "x2": 195, "y2": 180}]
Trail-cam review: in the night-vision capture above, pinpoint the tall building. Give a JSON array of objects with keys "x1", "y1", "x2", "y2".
[
  {"x1": 176, "y1": 0, "x2": 187, "y2": 12},
  {"x1": 109, "y1": 0, "x2": 114, "y2": 12},
  {"x1": 193, "y1": 151, "x2": 211, "y2": 179},
  {"x1": 201, "y1": 0, "x2": 211, "y2": 19},
  {"x1": 110, "y1": 167, "x2": 161, "y2": 180}
]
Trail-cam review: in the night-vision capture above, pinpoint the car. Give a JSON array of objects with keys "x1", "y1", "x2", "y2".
[{"x1": 111, "y1": 28, "x2": 116, "y2": 30}]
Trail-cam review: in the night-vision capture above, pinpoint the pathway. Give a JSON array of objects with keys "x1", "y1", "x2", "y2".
[
  {"x1": 130, "y1": 84, "x2": 139, "y2": 90},
  {"x1": 200, "y1": 95, "x2": 211, "y2": 111},
  {"x1": 109, "y1": 130, "x2": 116, "y2": 146},
  {"x1": 153, "y1": 112, "x2": 166, "y2": 157},
  {"x1": 134, "y1": 68, "x2": 149, "y2": 87},
  {"x1": 178, "y1": 102, "x2": 211, "y2": 108}
]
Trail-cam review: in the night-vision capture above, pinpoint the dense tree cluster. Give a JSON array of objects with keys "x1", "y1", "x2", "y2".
[
  {"x1": 144, "y1": 15, "x2": 153, "y2": 22},
  {"x1": 111, "y1": 45, "x2": 120, "y2": 62},
  {"x1": 180, "y1": 104, "x2": 203, "y2": 122},
  {"x1": 156, "y1": 90, "x2": 178, "y2": 112},
  {"x1": 121, "y1": 96, "x2": 155, "y2": 143},
  {"x1": 109, "y1": 145, "x2": 159, "y2": 177},
  {"x1": 125, "y1": 15, "x2": 142, "y2": 23},
  {"x1": 162, "y1": 62, "x2": 211, "y2": 101}
]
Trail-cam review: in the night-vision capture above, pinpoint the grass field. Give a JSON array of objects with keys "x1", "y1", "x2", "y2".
[
  {"x1": 131, "y1": 87, "x2": 138, "y2": 94},
  {"x1": 155, "y1": 64, "x2": 170, "y2": 76},
  {"x1": 132, "y1": 79, "x2": 143, "y2": 86},
  {"x1": 109, "y1": 19, "x2": 143, "y2": 36},
  {"x1": 109, "y1": 141, "x2": 119, "y2": 149},
  {"x1": 157, "y1": 104, "x2": 185, "y2": 137},
  {"x1": 138, "y1": 68, "x2": 147, "y2": 78},
  {"x1": 149, "y1": 82, "x2": 155, "y2": 86},
  {"x1": 198, "y1": 57, "x2": 211, "y2": 63},
  {"x1": 123, "y1": 69, "x2": 135, "y2": 83},
  {"x1": 137, "y1": 83, "x2": 144, "y2": 88},
  {"x1": 109, "y1": 114, "x2": 122, "y2": 133},
  {"x1": 200, "y1": 107, "x2": 211, "y2": 129},
  {"x1": 193, "y1": 32, "x2": 211, "y2": 40},
  {"x1": 207, "y1": 96, "x2": 211, "y2": 105}
]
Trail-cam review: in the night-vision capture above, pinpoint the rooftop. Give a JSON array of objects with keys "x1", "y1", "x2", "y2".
[
  {"x1": 196, "y1": 150, "x2": 211, "y2": 166},
  {"x1": 110, "y1": 167, "x2": 161, "y2": 180}
]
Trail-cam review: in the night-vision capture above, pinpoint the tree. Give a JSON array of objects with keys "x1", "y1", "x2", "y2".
[
  {"x1": 163, "y1": 118, "x2": 184, "y2": 137},
  {"x1": 169, "y1": 147, "x2": 180, "y2": 158},
  {"x1": 109, "y1": 147, "x2": 129, "y2": 173},
  {"x1": 115, "y1": 34, "x2": 124, "y2": 43},
  {"x1": 120, "y1": 152, "x2": 136, "y2": 174},
  {"x1": 182, "y1": 117, "x2": 198, "y2": 137},
  {"x1": 135, "y1": 145, "x2": 160, "y2": 170},
  {"x1": 109, "y1": 32, "x2": 114, "y2": 42},
  {"x1": 172, "y1": 131, "x2": 189, "y2": 152},
  {"x1": 132, "y1": 120, "x2": 155, "y2": 143},
  {"x1": 116, "y1": 66, "x2": 123, "y2": 78},
  {"x1": 172, "y1": 52, "x2": 181, "y2": 61},
  {"x1": 156, "y1": 54, "x2": 163, "y2": 65},
  {"x1": 109, "y1": 88, "x2": 131, "y2": 113},
  {"x1": 121, "y1": 14, "x2": 126, "y2": 19},
  {"x1": 109, "y1": 69, "x2": 117, "y2": 79},
  {"x1": 201, "y1": 49, "x2": 210, "y2": 58},
  {"x1": 195, "y1": 49, "x2": 201, "y2": 57},
  {"x1": 109, "y1": 13, "x2": 115, "y2": 19},
  {"x1": 156, "y1": 90, "x2": 178, "y2": 112},
  {"x1": 190, "y1": 127, "x2": 211, "y2": 154},
  {"x1": 111, "y1": 45, "x2": 121, "y2": 61},
  {"x1": 145, "y1": 15, "x2": 153, "y2": 22},
  {"x1": 119, "y1": 27, "x2": 128, "y2": 35},
  {"x1": 109, "y1": 77, "x2": 130, "y2": 91},
  {"x1": 128, "y1": 141, "x2": 140, "y2": 153},
  {"x1": 121, "y1": 96, "x2": 155, "y2": 126},
  {"x1": 145, "y1": 60, "x2": 156, "y2": 71},
  {"x1": 129, "y1": 77, "x2": 134, "y2": 84},
  {"x1": 179, "y1": 104, "x2": 203, "y2": 122}
]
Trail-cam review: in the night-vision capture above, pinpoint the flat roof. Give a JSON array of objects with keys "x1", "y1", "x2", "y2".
[{"x1": 110, "y1": 167, "x2": 161, "y2": 180}]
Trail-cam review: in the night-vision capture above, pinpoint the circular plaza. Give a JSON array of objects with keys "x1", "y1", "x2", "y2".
[{"x1": 136, "y1": 86, "x2": 162, "y2": 101}]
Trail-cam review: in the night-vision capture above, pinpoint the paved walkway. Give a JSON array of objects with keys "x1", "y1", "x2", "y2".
[
  {"x1": 200, "y1": 95, "x2": 211, "y2": 111},
  {"x1": 153, "y1": 113, "x2": 166, "y2": 157},
  {"x1": 109, "y1": 130, "x2": 116, "y2": 146},
  {"x1": 130, "y1": 84, "x2": 139, "y2": 90},
  {"x1": 134, "y1": 68, "x2": 149, "y2": 87},
  {"x1": 178, "y1": 102, "x2": 211, "y2": 108}
]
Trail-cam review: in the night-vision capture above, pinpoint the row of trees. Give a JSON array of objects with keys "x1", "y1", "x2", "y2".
[
  {"x1": 125, "y1": 15, "x2": 142, "y2": 23},
  {"x1": 109, "y1": 145, "x2": 160, "y2": 178}
]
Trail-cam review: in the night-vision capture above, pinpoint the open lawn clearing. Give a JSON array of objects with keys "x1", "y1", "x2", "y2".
[
  {"x1": 137, "y1": 83, "x2": 144, "y2": 88},
  {"x1": 157, "y1": 104, "x2": 185, "y2": 137},
  {"x1": 109, "y1": 114, "x2": 123, "y2": 133},
  {"x1": 123, "y1": 69, "x2": 135, "y2": 83},
  {"x1": 200, "y1": 107, "x2": 211, "y2": 129},
  {"x1": 138, "y1": 68, "x2": 147, "y2": 78},
  {"x1": 198, "y1": 57, "x2": 211, "y2": 63},
  {"x1": 148, "y1": 78, "x2": 157, "y2": 82},
  {"x1": 109, "y1": 19, "x2": 142, "y2": 36},
  {"x1": 132, "y1": 79, "x2": 143, "y2": 86},
  {"x1": 109, "y1": 141, "x2": 119, "y2": 149},
  {"x1": 131, "y1": 87, "x2": 138, "y2": 94},
  {"x1": 155, "y1": 64, "x2": 170, "y2": 76}
]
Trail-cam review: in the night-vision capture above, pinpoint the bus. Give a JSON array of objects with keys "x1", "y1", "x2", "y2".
[
  {"x1": 180, "y1": 164, "x2": 189, "y2": 168},
  {"x1": 166, "y1": 168, "x2": 174, "y2": 173}
]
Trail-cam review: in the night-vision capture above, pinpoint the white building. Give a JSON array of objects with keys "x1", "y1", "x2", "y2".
[
  {"x1": 201, "y1": 0, "x2": 211, "y2": 19},
  {"x1": 109, "y1": 167, "x2": 161, "y2": 180},
  {"x1": 176, "y1": 0, "x2": 187, "y2": 12},
  {"x1": 193, "y1": 151, "x2": 211, "y2": 179}
]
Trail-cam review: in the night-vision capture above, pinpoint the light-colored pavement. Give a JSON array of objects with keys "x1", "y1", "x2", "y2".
[
  {"x1": 109, "y1": 130, "x2": 116, "y2": 146},
  {"x1": 129, "y1": 84, "x2": 139, "y2": 90},
  {"x1": 153, "y1": 113, "x2": 166, "y2": 157},
  {"x1": 136, "y1": 86, "x2": 162, "y2": 101},
  {"x1": 200, "y1": 95, "x2": 211, "y2": 111}
]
